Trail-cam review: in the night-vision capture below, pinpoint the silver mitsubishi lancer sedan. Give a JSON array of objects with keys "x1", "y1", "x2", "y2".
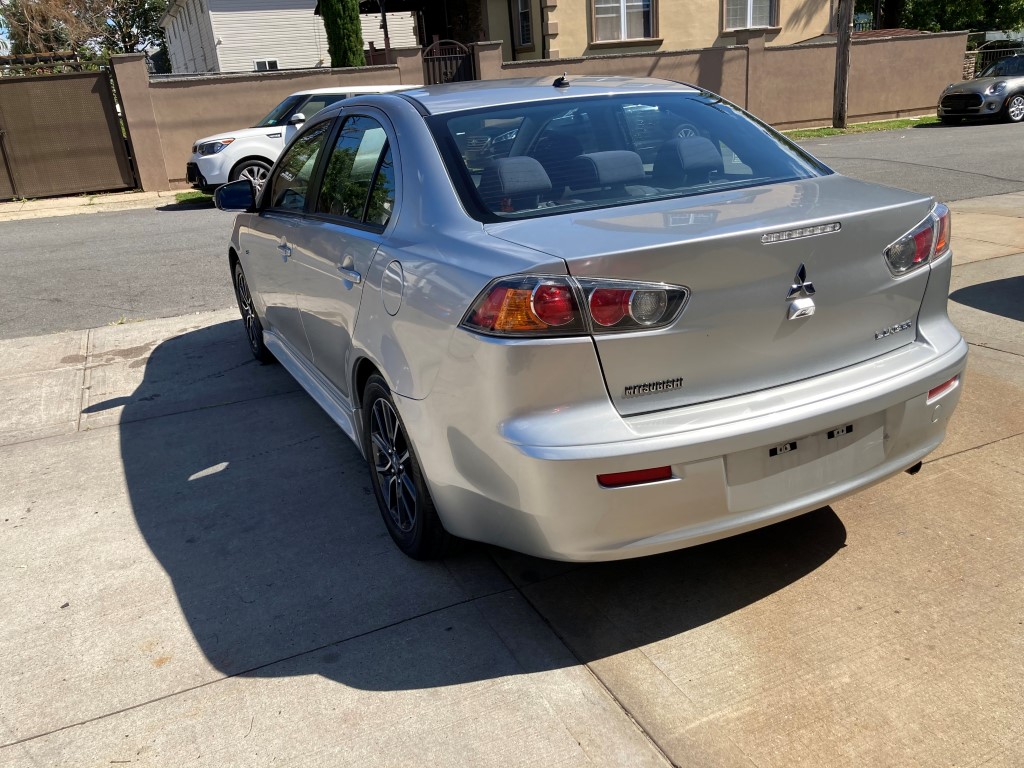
[{"x1": 214, "y1": 77, "x2": 967, "y2": 562}]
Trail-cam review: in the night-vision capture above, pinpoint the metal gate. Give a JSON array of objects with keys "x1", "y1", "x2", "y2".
[
  {"x1": 0, "y1": 70, "x2": 136, "y2": 201},
  {"x1": 422, "y1": 40, "x2": 475, "y2": 85}
]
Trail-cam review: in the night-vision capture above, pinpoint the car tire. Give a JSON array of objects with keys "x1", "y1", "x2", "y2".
[
  {"x1": 363, "y1": 374, "x2": 456, "y2": 560},
  {"x1": 673, "y1": 122, "x2": 701, "y2": 139},
  {"x1": 1003, "y1": 94, "x2": 1024, "y2": 123},
  {"x1": 939, "y1": 116, "x2": 962, "y2": 126},
  {"x1": 230, "y1": 159, "x2": 272, "y2": 194},
  {"x1": 232, "y1": 260, "x2": 274, "y2": 364}
]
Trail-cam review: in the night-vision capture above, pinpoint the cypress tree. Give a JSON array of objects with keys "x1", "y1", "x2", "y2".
[{"x1": 319, "y1": 0, "x2": 364, "y2": 68}]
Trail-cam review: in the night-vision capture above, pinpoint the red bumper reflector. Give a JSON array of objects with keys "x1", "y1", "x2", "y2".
[
  {"x1": 597, "y1": 466, "x2": 672, "y2": 488},
  {"x1": 927, "y1": 375, "x2": 959, "y2": 403}
]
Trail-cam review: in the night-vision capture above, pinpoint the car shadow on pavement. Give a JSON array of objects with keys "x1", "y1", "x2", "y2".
[
  {"x1": 154, "y1": 200, "x2": 215, "y2": 212},
  {"x1": 950, "y1": 276, "x2": 1024, "y2": 322},
  {"x1": 120, "y1": 321, "x2": 846, "y2": 691}
]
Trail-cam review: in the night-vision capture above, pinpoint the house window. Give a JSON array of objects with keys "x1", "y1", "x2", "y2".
[
  {"x1": 724, "y1": 0, "x2": 774, "y2": 30},
  {"x1": 594, "y1": 0, "x2": 654, "y2": 42},
  {"x1": 517, "y1": 0, "x2": 533, "y2": 47},
  {"x1": 254, "y1": 60, "x2": 280, "y2": 72}
]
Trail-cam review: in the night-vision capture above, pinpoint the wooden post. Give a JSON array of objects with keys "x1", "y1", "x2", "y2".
[{"x1": 832, "y1": 0, "x2": 854, "y2": 129}]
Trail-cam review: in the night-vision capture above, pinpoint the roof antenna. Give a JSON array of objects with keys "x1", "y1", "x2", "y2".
[{"x1": 553, "y1": 72, "x2": 570, "y2": 88}]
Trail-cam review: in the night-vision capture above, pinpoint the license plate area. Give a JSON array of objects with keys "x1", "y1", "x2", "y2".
[{"x1": 725, "y1": 413, "x2": 885, "y2": 512}]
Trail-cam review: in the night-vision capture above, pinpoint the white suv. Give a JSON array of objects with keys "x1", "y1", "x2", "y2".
[{"x1": 186, "y1": 85, "x2": 415, "y2": 194}]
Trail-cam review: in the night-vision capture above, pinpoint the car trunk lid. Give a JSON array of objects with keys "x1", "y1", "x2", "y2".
[{"x1": 486, "y1": 176, "x2": 935, "y2": 415}]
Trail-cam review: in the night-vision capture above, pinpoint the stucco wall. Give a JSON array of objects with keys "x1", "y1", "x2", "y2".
[
  {"x1": 490, "y1": 31, "x2": 966, "y2": 128},
  {"x1": 499, "y1": 45, "x2": 749, "y2": 106}
]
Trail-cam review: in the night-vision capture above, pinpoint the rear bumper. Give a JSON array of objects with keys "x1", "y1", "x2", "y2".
[{"x1": 398, "y1": 334, "x2": 967, "y2": 562}]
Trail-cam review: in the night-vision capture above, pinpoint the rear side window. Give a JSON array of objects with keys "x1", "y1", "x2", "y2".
[
  {"x1": 316, "y1": 115, "x2": 394, "y2": 229},
  {"x1": 430, "y1": 92, "x2": 829, "y2": 221}
]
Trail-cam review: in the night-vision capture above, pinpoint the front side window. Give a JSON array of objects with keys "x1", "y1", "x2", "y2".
[
  {"x1": 594, "y1": 0, "x2": 654, "y2": 42},
  {"x1": 266, "y1": 121, "x2": 331, "y2": 211},
  {"x1": 316, "y1": 115, "x2": 393, "y2": 229},
  {"x1": 724, "y1": 0, "x2": 773, "y2": 30},
  {"x1": 254, "y1": 95, "x2": 303, "y2": 128},
  {"x1": 432, "y1": 92, "x2": 828, "y2": 221},
  {"x1": 298, "y1": 94, "x2": 347, "y2": 121}
]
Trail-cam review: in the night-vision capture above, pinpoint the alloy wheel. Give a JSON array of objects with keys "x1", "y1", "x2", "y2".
[
  {"x1": 369, "y1": 397, "x2": 417, "y2": 533},
  {"x1": 239, "y1": 164, "x2": 269, "y2": 193},
  {"x1": 235, "y1": 268, "x2": 261, "y2": 355},
  {"x1": 1009, "y1": 96, "x2": 1024, "y2": 122}
]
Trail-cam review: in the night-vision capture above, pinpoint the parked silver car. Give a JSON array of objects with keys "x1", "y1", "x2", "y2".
[
  {"x1": 938, "y1": 54, "x2": 1024, "y2": 124},
  {"x1": 215, "y1": 77, "x2": 967, "y2": 562}
]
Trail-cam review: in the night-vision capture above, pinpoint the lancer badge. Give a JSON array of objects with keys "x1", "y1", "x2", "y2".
[{"x1": 786, "y1": 264, "x2": 816, "y2": 320}]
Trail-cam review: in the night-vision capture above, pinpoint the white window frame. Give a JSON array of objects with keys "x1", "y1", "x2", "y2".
[
  {"x1": 723, "y1": 0, "x2": 775, "y2": 31},
  {"x1": 592, "y1": 0, "x2": 656, "y2": 43},
  {"x1": 254, "y1": 59, "x2": 280, "y2": 72}
]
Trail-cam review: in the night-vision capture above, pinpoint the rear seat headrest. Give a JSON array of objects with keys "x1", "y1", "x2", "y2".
[
  {"x1": 567, "y1": 151, "x2": 646, "y2": 189},
  {"x1": 653, "y1": 137, "x2": 724, "y2": 187},
  {"x1": 479, "y1": 157, "x2": 553, "y2": 209}
]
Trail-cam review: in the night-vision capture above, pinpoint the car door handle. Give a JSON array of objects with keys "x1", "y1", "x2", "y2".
[
  {"x1": 277, "y1": 243, "x2": 292, "y2": 262},
  {"x1": 337, "y1": 265, "x2": 362, "y2": 284}
]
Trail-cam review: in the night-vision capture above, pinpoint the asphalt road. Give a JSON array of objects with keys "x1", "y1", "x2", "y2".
[
  {"x1": 1, "y1": 120, "x2": 1021, "y2": 340},
  {"x1": 798, "y1": 119, "x2": 1024, "y2": 201},
  {"x1": 0, "y1": 204, "x2": 234, "y2": 340}
]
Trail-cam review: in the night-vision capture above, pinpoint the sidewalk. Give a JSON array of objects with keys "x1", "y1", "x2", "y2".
[
  {"x1": 0, "y1": 189, "x2": 185, "y2": 222},
  {"x1": 0, "y1": 193, "x2": 1022, "y2": 767}
]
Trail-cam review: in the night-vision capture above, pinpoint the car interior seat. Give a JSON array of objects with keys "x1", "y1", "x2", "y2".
[
  {"x1": 564, "y1": 150, "x2": 656, "y2": 200},
  {"x1": 652, "y1": 137, "x2": 725, "y2": 189},
  {"x1": 478, "y1": 156, "x2": 553, "y2": 212},
  {"x1": 530, "y1": 133, "x2": 584, "y2": 199}
]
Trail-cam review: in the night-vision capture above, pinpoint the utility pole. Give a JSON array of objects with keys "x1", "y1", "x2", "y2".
[{"x1": 832, "y1": 0, "x2": 855, "y2": 128}]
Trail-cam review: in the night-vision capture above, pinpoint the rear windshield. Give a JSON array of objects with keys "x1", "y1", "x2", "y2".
[{"x1": 429, "y1": 92, "x2": 829, "y2": 220}]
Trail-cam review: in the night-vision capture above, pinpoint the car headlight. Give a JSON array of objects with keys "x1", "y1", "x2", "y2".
[
  {"x1": 197, "y1": 139, "x2": 234, "y2": 156},
  {"x1": 986, "y1": 81, "x2": 1007, "y2": 95}
]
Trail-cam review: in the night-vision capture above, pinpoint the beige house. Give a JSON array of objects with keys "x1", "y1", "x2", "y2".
[{"x1": 482, "y1": 0, "x2": 835, "y2": 60}]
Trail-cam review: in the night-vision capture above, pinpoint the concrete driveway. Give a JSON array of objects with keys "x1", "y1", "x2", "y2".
[{"x1": 1, "y1": 198, "x2": 1022, "y2": 766}]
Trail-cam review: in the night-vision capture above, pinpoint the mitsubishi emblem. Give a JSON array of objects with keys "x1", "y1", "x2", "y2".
[
  {"x1": 787, "y1": 264, "x2": 816, "y2": 300},
  {"x1": 787, "y1": 264, "x2": 816, "y2": 320}
]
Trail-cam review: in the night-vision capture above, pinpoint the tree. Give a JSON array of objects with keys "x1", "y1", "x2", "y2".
[
  {"x1": 0, "y1": 0, "x2": 165, "y2": 56},
  {"x1": 857, "y1": 0, "x2": 1024, "y2": 32},
  {"x1": 318, "y1": 0, "x2": 364, "y2": 68}
]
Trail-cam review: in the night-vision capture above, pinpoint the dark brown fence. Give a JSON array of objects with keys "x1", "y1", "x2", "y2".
[
  {"x1": 423, "y1": 40, "x2": 475, "y2": 85},
  {"x1": 0, "y1": 71, "x2": 136, "y2": 200}
]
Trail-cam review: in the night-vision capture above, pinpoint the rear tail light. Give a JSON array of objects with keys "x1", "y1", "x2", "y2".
[
  {"x1": 884, "y1": 203, "x2": 951, "y2": 276},
  {"x1": 462, "y1": 275, "x2": 689, "y2": 337},
  {"x1": 597, "y1": 466, "x2": 673, "y2": 488},
  {"x1": 927, "y1": 374, "x2": 959, "y2": 403}
]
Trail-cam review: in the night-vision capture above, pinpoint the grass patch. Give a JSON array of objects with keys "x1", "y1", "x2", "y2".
[
  {"x1": 784, "y1": 116, "x2": 940, "y2": 140},
  {"x1": 175, "y1": 190, "x2": 214, "y2": 205}
]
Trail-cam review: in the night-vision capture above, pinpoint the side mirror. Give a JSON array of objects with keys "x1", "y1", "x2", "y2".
[
  {"x1": 288, "y1": 112, "x2": 306, "y2": 125},
  {"x1": 214, "y1": 179, "x2": 256, "y2": 212}
]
